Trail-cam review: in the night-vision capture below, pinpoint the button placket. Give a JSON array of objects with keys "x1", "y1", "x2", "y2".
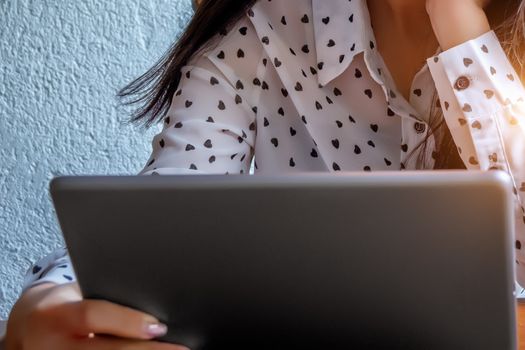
[
  {"x1": 414, "y1": 121, "x2": 426, "y2": 134},
  {"x1": 400, "y1": 117, "x2": 435, "y2": 170}
]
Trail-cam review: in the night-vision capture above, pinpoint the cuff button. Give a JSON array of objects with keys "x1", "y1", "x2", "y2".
[{"x1": 454, "y1": 76, "x2": 471, "y2": 90}]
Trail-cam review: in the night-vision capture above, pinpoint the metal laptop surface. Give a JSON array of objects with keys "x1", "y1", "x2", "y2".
[{"x1": 50, "y1": 171, "x2": 517, "y2": 350}]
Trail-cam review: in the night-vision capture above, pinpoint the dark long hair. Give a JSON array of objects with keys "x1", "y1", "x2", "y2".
[
  {"x1": 118, "y1": 0, "x2": 258, "y2": 127},
  {"x1": 118, "y1": 0, "x2": 524, "y2": 170}
]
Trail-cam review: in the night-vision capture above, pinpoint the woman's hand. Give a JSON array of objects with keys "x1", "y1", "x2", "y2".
[
  {"x1": 5, "y1": 283, "x2": 187, "y2": 350},
  {"x1": 426, "y1": 0, "x2": 491, "y2": 50}
]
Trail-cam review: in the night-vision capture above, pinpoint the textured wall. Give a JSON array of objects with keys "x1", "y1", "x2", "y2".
[{"x1": 0, "y1": 0, "x2": 192, "y2": 319}]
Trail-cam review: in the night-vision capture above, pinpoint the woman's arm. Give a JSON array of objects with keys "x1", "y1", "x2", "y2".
[
  {"x1": 7, "y1": 14, "x2": 264, "y2": 347},
  {"x1": 426, "y1": 0, "x2": 490, "y2": 51},
  {"x1": 425, "y1": 0, "x2": 525, "y2": 284}
]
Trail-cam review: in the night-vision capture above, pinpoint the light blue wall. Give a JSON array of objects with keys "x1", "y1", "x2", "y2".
[{"x1": 0, "y1": 0, "x2": 193, "y2": 319}]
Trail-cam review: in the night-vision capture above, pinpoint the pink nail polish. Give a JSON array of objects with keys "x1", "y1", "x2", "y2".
[{"x1": 145, "y1": 322, "x2": 168, "y2": 337}]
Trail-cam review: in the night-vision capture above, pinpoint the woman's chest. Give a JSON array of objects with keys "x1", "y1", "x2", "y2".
[{"x1": 251, "y1": 49, "x2": 436, "y2": 173}]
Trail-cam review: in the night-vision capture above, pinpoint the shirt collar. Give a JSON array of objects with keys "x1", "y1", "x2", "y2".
[
  {"x1": 312, "y1": 0, "x2": 442, "y2": 123},
  {"x1": 312, "y1": 0, "x2": 376, "y2": 87}
]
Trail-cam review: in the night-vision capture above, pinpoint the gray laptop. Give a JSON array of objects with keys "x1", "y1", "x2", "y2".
[{"x1": 50, "y1": 170, "x2": 517, "y2": 350}]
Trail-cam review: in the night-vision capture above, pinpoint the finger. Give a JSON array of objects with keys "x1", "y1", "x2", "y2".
[
  {"x1": 52, "y1": 299, "x2": 168, "y2": 340},
  {"x1": 77, "y1": 335, "x2": 190, "y2": 350}
]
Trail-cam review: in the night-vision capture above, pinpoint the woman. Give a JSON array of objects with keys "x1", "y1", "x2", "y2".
[{"x1": 6, "y1": 0, "x2": 525, "y2": 348}]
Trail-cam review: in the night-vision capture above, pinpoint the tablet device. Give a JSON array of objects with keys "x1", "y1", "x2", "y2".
[{"x1": 50, "y1": 171, "x2": 517, "y2": 349}]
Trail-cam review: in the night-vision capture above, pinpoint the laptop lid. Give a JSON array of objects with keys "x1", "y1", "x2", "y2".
[{"x1": 50, "y1": 171, "x2": 517, "y2": 349}]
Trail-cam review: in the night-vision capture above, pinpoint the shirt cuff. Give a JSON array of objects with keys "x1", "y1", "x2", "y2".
[
  {"x1": 22, "y1": 248, "x2": 77, "y2": 293},
  {"x1": 427, "y1": 30, "x2": 525, "y2": 118}
]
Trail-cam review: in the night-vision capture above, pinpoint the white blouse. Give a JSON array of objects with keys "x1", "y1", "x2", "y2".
[{"x1": 22, "y1": 0, "x2": 525, "y2": 293}]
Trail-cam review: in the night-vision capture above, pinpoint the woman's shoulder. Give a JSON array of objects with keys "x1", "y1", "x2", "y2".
[
  {"x1": 179, "y1": 0, "x2": 315, "y2": 104},
  {"x1": 191, "y1": 0, "x2": 317, "y2": 80},
  {"x1": 186, "y1": 13, "x2": 265, "y2": 90}
]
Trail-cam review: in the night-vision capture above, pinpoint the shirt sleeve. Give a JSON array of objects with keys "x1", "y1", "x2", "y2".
[
  {"x1": 426, "y1": 30, "x2": 525, "y2": 286},
  {"x1": 21, "y1": 54, "x2": 257, "y2": 293},
  {"x1": 139, "y1": 55, "x2": 257, "y2": 176},
  {"x1": 21, "y1": 248, "x2": 76, "y2": 293}
]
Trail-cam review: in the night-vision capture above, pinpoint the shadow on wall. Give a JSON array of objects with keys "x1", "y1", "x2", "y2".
[{"x1": 0, "y1": 0, "x2": 194, "y2": 319}]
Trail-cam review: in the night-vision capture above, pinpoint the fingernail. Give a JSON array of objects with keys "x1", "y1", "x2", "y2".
[{"x1": 144, "y1": 322, "x2": 168, "y2": 337}]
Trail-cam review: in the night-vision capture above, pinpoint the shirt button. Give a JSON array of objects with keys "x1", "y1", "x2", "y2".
[
  {"x1": 454, "y1": 76, "x2": 471, "y2": 90},
  {"x1": 414, "y1": 122, "x2": 426, "y2": 134}
]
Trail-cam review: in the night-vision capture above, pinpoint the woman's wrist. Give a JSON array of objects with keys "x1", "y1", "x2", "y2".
[{"x1": 426, "y1": 0, "x2": 491, "y2": 51}]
